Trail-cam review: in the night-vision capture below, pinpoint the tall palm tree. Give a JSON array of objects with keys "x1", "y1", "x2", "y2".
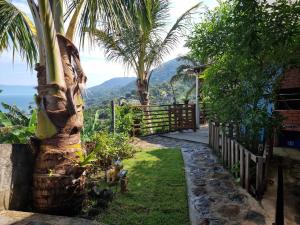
[
  {"x1": 0, "y1": 0, "x2": 124, "y2": 214},
  {"x1": 94, "y1": 0, "x2": 201, "y2": 106}
]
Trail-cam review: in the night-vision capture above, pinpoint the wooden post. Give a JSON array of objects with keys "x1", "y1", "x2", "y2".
[
  {"x1": 235, "y1": 142, "x2": 239, "y2": 177},
  {"x1": 245, "y1": 151, "x2": 250, "y2": 191},
  {"x1": 231, "y1": 139, "x2": 235, "y2": 170},
  {"x1": 275, "y1": 165, "x2": 284, "y2": 225},
  {"x1": 168, "y1": 105, "x2": 172, "y2": 132},
  {"x1": 227, "y1": 137, "x2": 231, "y2": 168},
  {"x1": 222, "y1": 131, "x2": 225, "y2": 163},
  {"x1": 209, "y1": 121, "x2": 212, "y2": 146},
  {"x1": 256, "y1": 157, "x2": 264, "y2": 198},
  {"x1": 191, "y1": 104, "x2": 196, "y2": 132},
  {"x1": 240, "y1": 147, "x2": 245, "y2": 187},
  {"x1": 111, "y1": 100, "x2": 115, "y2": 134},
  {"x1": 185, "y1": 103, "x2": 189, "y2": 129}
]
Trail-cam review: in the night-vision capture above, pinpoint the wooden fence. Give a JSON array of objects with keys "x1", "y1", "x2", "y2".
[
  {"x1": 132, "y1": 104, "x2": 196, "y2": 136},
  {"x1": 209, "y1": 122, "x2": 266, "y2": 198}
]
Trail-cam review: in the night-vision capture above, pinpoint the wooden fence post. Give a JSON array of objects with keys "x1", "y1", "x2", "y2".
[
  {"x1": 111, "y1": 100, "x2": 115, "y2": 134},
  {"x1": 234, "y1": 142, "x2": 239, "y2": 177},
  {"x1": 168, "y1": 105, "x2": 172, "y2": 132},
  {"x1": 256, "y1": 157, "x2": 264, "y2": 198},
  {"x1": 240, "y1": 147, "x2": 245, "y2": 187},
  {"x1": 222, "y1": 130, "x2": 225, "y2": 163},
  {"x1": 245, "y1": 151, "x2": 250, "y2": 191},
  {"x1": 192, "y1": 104, "x2": 196, "y2": 132}
]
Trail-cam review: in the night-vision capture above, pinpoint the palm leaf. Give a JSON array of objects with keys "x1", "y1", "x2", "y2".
[
  {"x1": 0, "y1": 0, "x2": 37, "y2": 67},
  {"x1": 147, "y1": 3, "x2": 201, "y2": 67}
]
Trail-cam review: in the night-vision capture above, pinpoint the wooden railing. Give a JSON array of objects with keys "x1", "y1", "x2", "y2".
[
  {"x1": 209, "y1": 122, "x2": 266, "y2": 198},
  {"x1": 132, "y1": 104, "x2": 196, "y2": 136}
]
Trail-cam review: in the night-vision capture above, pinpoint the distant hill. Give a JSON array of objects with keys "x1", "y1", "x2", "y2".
[
  {"x1": 85, "y1": 58, "x2": 192, "y2": 106},
  {"x1": 87, "y1": 77, "x2": 136, "y2": 97}
]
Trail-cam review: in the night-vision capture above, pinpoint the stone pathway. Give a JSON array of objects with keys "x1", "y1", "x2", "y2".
[{"x1": 135, "y1": 136, "x2": 272, "y2": 225}]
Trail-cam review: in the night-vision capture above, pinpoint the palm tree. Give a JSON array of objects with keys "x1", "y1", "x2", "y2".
[
  {"x1": 94, "y1": 0, "x2": 201, "y2": 106},
  {"x1": 170, "y1": 56, "x2": 205, "y2": 101},
  {"x1": 0, "y1": 0, "x2": 125, "y2": 214}
]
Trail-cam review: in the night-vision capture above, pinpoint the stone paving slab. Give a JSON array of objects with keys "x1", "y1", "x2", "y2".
[
  {"x1": 161, "y1": 125, "x2": 209, "y2": 145},
  {"x1": 0, "y1": 210, "x2": 105, "y2": 225},
  {"x1": 137, "y1": 136, "x2": 273, "y2": 225}
]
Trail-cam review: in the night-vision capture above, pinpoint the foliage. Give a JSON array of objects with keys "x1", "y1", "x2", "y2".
[
  {"x1": 95, "y1": 148, "x2": 189, "y2": 225},
  {"x1": 93, "y1": 0, "x2": 200, "y2": 104},
  {"x1": 187, "y1": 0, "x2": 300, "y2": 149},
  {"x1": 0, "y1": 0, "x2": 37, "y2": 67},
  {"x1": 115, "y1": 104, "x2": 143, "y2": 135},
  {"x1": 91, "y1": 131, "x2": 135, "y2": 170},
  {"x1": 82, "y1": 105, "x2": 111, "y2": 142},
  {"x1": 0, "y1": 103, "x2": 37, "y2": 144}
]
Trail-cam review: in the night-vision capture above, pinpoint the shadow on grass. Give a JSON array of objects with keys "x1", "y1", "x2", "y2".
[{"x1": 96, "y1": 148, "x2": 190, "y2": 225}]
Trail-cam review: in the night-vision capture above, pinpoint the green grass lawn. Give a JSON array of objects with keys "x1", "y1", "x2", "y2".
[{"x1": 97, "y1": 148, "x2": 189, "y2": 225}]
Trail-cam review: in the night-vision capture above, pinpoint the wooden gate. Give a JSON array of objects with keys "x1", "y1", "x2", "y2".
[{"x1": 132, "y1": 104, "x2": 196, "y2": 136}]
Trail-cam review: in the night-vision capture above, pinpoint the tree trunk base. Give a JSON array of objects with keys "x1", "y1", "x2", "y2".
[{"x1": 33, "y1": 139, "x2": 85, "y2": 215}]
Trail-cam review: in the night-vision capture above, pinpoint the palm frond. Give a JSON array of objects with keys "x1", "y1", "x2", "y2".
[
  {"x1": 0, "y1": 0, "x2": 37, "y2": 67},
  {"x1": 65, "y1": 0, "x2": 131, "y2": 47},
  {"x1": 148, "y1": 3, "x2": 201, "y2": 67},
  {"x1": 185, "y1": 83, "x2": 196, "y2": 99},
  {"x1": 93, "y1": 29, "x2": 138, "y2": 72}
]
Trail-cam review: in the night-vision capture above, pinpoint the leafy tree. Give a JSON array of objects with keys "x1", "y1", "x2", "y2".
[
  {"x1": 0, "y1": 0, "x2": 126, "y2": 214},
  {"x1": 187, "y1": 0, "x2": 300, "y2": 150},
  {"x1": 94, "y1": 0, "x2": 200, "y2": 105}
]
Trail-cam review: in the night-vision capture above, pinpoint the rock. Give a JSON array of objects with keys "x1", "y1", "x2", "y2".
[
  {"x1": 217, "y1": 204, "x2": 240, "y2": 218},
  {"x1": 194, "y1": 196, "x2": 212, "y2": 216},
  {"x1": 244, "y1": 210, "x2": 265, "y2": 225},
  {"x1": 228, "y1": 193, "x2": 247, "y2": 204},
  {"x1": 192, "y1": 186, "x2": 207, "y2": 196}
]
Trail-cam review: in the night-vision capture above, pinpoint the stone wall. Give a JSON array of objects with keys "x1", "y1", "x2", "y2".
[{"x1": 0, "y1": 144, "x2": 34, "y2": 211}]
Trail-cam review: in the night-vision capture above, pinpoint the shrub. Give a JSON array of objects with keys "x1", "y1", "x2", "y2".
[{"x1": 90, "y1": 132, "x2": 136, "y2": 170}]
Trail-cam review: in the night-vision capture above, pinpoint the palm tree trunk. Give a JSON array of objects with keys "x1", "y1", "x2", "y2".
[
  {"x1": 32, "y1": 0, "x2": 87, "y2": 214},
  {"x1": 33, "y1": 35, "x2": 86, "y2": 215},
  {"x1": 137, "y1": 78, "x2": 149, "y2": 106}
]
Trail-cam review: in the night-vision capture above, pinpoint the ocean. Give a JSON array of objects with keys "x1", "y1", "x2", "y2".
[{"x1": 0, "y1": 85, "x2": 36, "y2": 113}]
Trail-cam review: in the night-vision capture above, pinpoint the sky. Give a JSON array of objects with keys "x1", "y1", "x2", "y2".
[{"x1": 0, "y1": 0, "x2": 218, "y2": 88}]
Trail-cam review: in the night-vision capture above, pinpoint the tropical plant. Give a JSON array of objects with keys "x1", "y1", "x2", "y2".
[
  {"x1": 91, "y1": 131, "x2": 135, "y2": 171},
  {"x1": 94, "y1": 0, "x2": 200, "y2": 106},
  {"x1": 0, "y1": 0, "x2": 127, "y2": 214},
  {"x1": 187, "y1": 0, "x2": 300, "y2": 150},
  {"x1": 0, "y1": 104, "x2": 37, "y2": 143},
  {"x1": 170, "y1": 56, "x2": 204, "y2": 102}
]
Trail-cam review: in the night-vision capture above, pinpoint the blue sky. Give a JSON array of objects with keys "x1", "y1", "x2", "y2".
[{"x1": 0, "y1": 0, "x2": 218, "y2": 87}]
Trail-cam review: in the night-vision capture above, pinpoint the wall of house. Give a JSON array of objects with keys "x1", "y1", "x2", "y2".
[
  {"x1": 275, "y1": 67, "x2": 300, "y2": 148},
  {"x1": 0, "y1": 144, "x2": 34, "y2": 211},
  {"x1": 280, "y1": 68, "x2": 300, "y2": 90}
]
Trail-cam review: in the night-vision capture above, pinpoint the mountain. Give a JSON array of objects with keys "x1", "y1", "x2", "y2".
[
  {"x1": 87, "y1": 77, "x2": 136, "y2": 96},
  {"x1": 85, "y1": 58, "x2": 192, "y2": 106}
]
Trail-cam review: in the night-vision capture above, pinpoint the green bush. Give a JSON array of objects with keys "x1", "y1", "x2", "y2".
[
  {"x1": 90, "y1": 131, "x2": 136, "y2": 170},
  {"x1": 115, "y1": 104, "x2": 143, "y2": 135}
]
